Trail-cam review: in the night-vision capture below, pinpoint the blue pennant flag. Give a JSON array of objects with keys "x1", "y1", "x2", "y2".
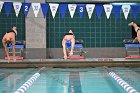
[
  {"x1": 22, "y1": 2, "x2": 31, "y2": 17},
  {"x1": 4, "y1": 2, "x2": 13, "y2": 16},
  {"x1": 41, "y1": 3, "x2": 49, "y2": 18},
  {"x1": 112, "y1": 5, "x2": 122, "y2": 19},
  {"x1": 95, "y1": 4, "x2": 103, "y2": 19},
  {"x1": 59, "y1": 4, "x2": 67, "y2": 19},
  {"x1": 77, "y1": 4, "x2": 86, "y2": 19},
  {"x1": 131, "y1": 5, "x2": 140, "y2": 20}
]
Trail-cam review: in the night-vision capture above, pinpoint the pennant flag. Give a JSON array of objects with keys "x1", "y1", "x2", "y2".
[
  {"x1": 41, "y1": 3, "x2": 49, "y2": 18},
  {"x1": 112, "y1": 5, "x2": 122, "y2": 19},
  {"x1": 122, "y1": 5, "x2": 131, "y2": 20},
  {"x1": 4, "y1": 2, "x2": 13, "y2": 16},
  {"x1": 0, "y1": 1, "x2": 4, "y2": 12},
  {"x1": 68, "y1": 4, "x2": 77, "y2": 18},
  {"x1": 59, "y1": 4, "x2": 67, "y2": 19},
  {"x1": 77, "y1": 4, "x2": 86, "y2": 19},
  {"x1": 49, "y1": 3, "x2": 59, "y2": 18},
  {"x1": 86, "y1": 4, "x2": 95, "y2": 19},
  {"x1": 103, "y1": 4, "x2": 113, "y2": 19},
  {"x1": 131, "y1": 5, "x2": 140, "y2": 20},
  {"x1": 22, "y1": 2, "x2": 31, "y2": 17},
  {"x1": 13, "y1": 2, "x2": 22, "y2": 17},
  {"x1": 32, "y1": 3, "x2": 40, "y2": 17},
  {"x1": 95, "y1": 4, "x2": 103, "y2": 19}
]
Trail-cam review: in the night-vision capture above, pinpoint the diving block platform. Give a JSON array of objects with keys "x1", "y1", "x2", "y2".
[
  {"x1": 67, "y1": 55, "x2": 85, "y2": 59},
  {"x1": 5, "y1": 56, "x2": 24, "y2": 60},
  {"x1": 125, "y1": 43, "x2": 140, "y2": 59}
]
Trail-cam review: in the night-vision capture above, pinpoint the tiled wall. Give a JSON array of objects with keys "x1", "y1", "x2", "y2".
[
  {"x1": 46, "y1": 3, "x2": 140, "y2": 48},
  {"x1": 0, "y1": 3, "x2": 25, "y2": 48}
]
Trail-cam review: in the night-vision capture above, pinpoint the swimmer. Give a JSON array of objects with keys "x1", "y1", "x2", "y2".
[
  {"x1": 62, "y1": 30, "x2": 75, "y2": 59},
  {"x1": 2, "y1": 25, "x2": 17, "y2": 59},
  {"x1": 128, "y1": 22, "x2": 140, "y2": 43}
]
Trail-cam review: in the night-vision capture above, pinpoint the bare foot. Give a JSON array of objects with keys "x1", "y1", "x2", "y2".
[
  {"x1": 128, "y1": 22, "x2": 134, "y2": 26},
  {"x1": 7, "y1": 56, "x2": 10, "y2": 63},
  {"x1": 64, "y1": 56, "x2": 67, "y2": 59}
]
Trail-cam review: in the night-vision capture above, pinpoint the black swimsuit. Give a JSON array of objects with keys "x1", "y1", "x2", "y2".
[
  {"x1": 137, "y1": 28, "x2": 140, "y2": 32},
  {"x1": 65, "y1": 33, "x2": 73, "y2": 35},
  {"x1": 7, "y1": 30, "x2": 16, "y2": 36}
]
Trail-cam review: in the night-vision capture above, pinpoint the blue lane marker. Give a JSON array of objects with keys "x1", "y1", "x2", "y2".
[
  {"x1": 109, "y1": 72, "x2": 139, "y2": 93},
  {"x1": 68, "y1": 72, "x2": 82, "y2": 93},
  {"x1": 14, "y1": 73, "x2": 40, "y2": 93}
]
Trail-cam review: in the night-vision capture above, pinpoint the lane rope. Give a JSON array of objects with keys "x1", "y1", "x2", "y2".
[
  {"x1": 109, "y1": 71, "x2": 139, "y2": 93},
  {"x1": 14, "y1": 67, "x2": 45, "y2": 93}
]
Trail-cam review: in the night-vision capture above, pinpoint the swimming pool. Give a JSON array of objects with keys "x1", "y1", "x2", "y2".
[{"x1": 0, "y1": 67, "x2": 140, "y2": 93}]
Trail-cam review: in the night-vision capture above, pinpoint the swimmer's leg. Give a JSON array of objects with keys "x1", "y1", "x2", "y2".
[
  {"x1": 70, "y1": 38, "x2": 75, "y2": 56},
  {"x1": 2, "y1": 38, "x2": 9, "y2": 58},
  {"x1": 137, "y1": 30, "x2": 140, "y2": 43},
  {"x1": 62, "y1": 39, "x2": 67, "y2": 59},
  {"x1": 133, "y1": 37, "x2": 138, "y2": 43},
  {"x1": 11, "y1": 38, "x2": 16, "y2": 57},
  {"x1": 128, "y1": 22, "x2": 139, "y2": 32}
]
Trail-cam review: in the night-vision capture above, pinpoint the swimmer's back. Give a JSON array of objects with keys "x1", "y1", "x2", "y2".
[{"x1": 64, "y1": 33, "x2": 74, "y2": 41}]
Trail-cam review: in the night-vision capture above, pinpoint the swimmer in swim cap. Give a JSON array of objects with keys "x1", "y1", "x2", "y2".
[
  {"x1": 62, "y1": 30, "x2": 75, "y2": 59},
  {"x1": 2, "y1": 25, "x2": 17, "y2": 58}
]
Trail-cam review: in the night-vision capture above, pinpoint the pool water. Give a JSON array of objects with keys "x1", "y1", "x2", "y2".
[{"x1": 0, "y1": 67, "x2": 140, "y2": 93}]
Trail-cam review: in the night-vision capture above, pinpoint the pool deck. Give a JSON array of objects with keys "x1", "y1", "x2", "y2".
[{"x1": 0, "y1": 58, "x2": 140, "y2": 68}]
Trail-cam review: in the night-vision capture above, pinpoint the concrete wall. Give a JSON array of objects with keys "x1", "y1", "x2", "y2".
[
  {"x1": 0, "y1": 47, "x2": 126, "y2": 59},
  {"x1": 25, "y1": 0, "x2": 46, "y2": 58}
]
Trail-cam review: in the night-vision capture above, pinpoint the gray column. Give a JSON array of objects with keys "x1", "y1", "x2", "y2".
[
  {"x1": 25, "y1": 0, "x2": 46, "y2": 59},
  {"x1": 26, "y1": 0, "x2": 46, "y2": 48}
]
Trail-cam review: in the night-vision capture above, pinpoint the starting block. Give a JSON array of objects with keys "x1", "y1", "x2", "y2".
[
  {"x1": 67, "y1": 55, "x2": 85, "y2": 59},
  {"x1": 125, "y1": 55, "x2": 140, "y2": 59},
  {"x1": 5, "y1": 56, "x2": 24, "y2": 60}
]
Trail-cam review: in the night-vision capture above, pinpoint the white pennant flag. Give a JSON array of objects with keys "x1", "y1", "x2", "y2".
[
  {"x1": 13, "y1": 2, "x2": 22, "y2": 17},
  {"x1": 86, "y1": 4, "x2": 95, "y2": 19},
  {"x1": 122, "y1": 5, "x2": 131, "y2": 20},
  {"x1": 49, "y1": 3, "x2": 59, "y2": 18},
  {"x1": 32, "y1": 3, "x2": 40, "y2": 17},
  {"x1": 0, "y1": 1, "x2": 4, "y2": 13},
  {"x1": 68, "y1": 4, "x2": 77, "y2": 18},
  {"x1": 103, "y1": 4, "x2": 113, "y2": 19}
]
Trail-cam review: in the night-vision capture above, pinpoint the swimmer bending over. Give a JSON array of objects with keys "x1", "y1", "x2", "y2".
[
  {"x1": 128, "y1": 22, "x2": 140, "y2": 43},
  {"x1": 62, "y1": 30, "x2": 75, "y2": 59},
  {"x1": 2, "y1": 25, "x2": 17, "y2": 58}
]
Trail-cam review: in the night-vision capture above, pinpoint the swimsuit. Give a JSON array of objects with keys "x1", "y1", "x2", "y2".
[
  {"x1": 65, "y1": 33, "x2": 73, "y2": 35},
  {"x1": 137, "y1": 28, "x2": 140, "y2": 32},
  {"x1": 7, "y1": 30, "x2": 16, "y2": 36}
]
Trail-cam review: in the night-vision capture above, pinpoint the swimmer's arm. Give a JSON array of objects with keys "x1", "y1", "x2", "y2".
[{"x1": 14, "y1": 30, "x2": 17, "y2": 35}]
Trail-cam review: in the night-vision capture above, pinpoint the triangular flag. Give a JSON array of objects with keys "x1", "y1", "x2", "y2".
[
  {"x1": 131, "y1": 5, "x2": 140, "y2": 20},
  {"x1": 32, "y1": 3, "x2": 40, "y2": 17},
  {"x1": 22, "y1": 2, "x2": 31, "y2": 17},
  {"x1": 68, "y1": 4, "x2": 77, "y2": 18},
  {"x1": 103, "y1": 4, "x2": 113, "y2": 19},
  {"x1": 86, "y1": 4, "x2": 95, "y2": 19},
  {"x1": 49, "y1": 3, "x2": 59, "y2": 18},
  {"x1": 41, "y1": 3, "x2": 49, "y2": 18},
  {"x1": 77, "y1": 4, "x2": 86, "y2": 19},
  {"x1": 122, "y1": 5, "x2": 131, "y2": 20},
  {"x1": 0, "y1": 1, "x2": 4, "y2": 12},
  {"x1": 13, "y1": 2, "x2": 22, "y2": 17},
  {"x1": 4, "y1": 2, "x2": 13, "y2": 16},
  {"x1": 95, "y1": 4, "x2": 103, "y2": 19},
  {"x1": 59, "y1": 4, "x2": 67, "y2": 19},
  {"x1": 112, "y1": 5, "x2": 122, "y2": 19}
]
